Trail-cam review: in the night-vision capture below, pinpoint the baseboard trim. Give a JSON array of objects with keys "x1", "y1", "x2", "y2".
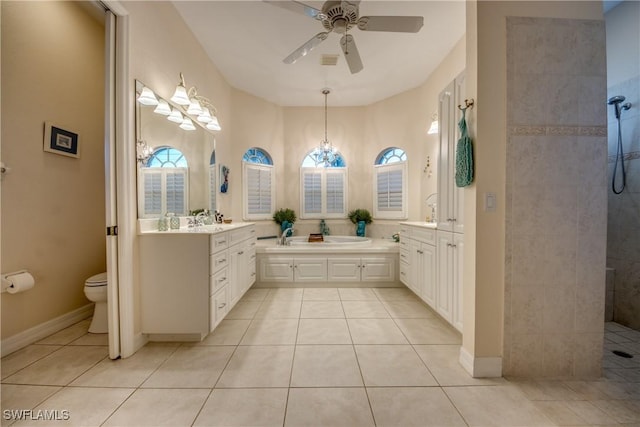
[
  {"x1": 459, "y1": 346, "x2": 503, "y2": 378},
  {"x1": 1, "y1": 304, "x2": 94, "y2": 357}
]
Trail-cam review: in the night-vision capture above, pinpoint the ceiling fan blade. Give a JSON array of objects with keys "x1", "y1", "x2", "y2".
[
  {"x1": 263, "y1": 1, "x2": 324, "y2": 20},
  {"x1": 340, "y1": 34, "x2": 363, "y2": 74},
  {"x1": 357, "y1": 16, "x2": 424, "y2": 33},
  {"x1": 284, "y1": 32, "x2": 330, "y2": 64}
]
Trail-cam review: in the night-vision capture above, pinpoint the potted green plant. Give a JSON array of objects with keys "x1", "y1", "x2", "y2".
[
  {"x1": 348, "y1": 208, "x2": 372, "y2": 237},
  {"x1": 273, "y1": 208, "x2": 297, "y2": 232}
]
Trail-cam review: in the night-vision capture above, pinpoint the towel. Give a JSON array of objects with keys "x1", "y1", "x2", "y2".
[{"x1": 455, "y1": 109, "x2": 474, "y2": 187}]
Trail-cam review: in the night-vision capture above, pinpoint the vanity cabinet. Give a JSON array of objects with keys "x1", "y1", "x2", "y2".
[
  {"x1": 436, "y1": 231, "x2": 464, "y2": 331},
  {"x1": 140, "y1": 224, "x2": 256, "y2": 340},
  {"x1": 327, "y1": 256, "x2": 396, "y2": 282},
  {"x1": 399, "y1": 226, "x2": 436, "y2": 307}
]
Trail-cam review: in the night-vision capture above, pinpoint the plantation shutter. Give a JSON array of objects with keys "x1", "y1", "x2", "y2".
[
  {"x1": 209, "y1": 164, "x2": 217, "y2": 212},
  {"x1": 140, "y1": 168, "x2": 188, "y2": 218},
  {"x1": 243, "y1": 163, "x2": 274, "y2": 219},
  {"x1": 302, "y1": 169, "x2": 322, "y2": 216},
  {"x1": 301, "y1": 167, "x2": 347, "y2": 218},
  {"x1": 326, "y1": 169, "x2": 346, "y2": 215},
  {"x1": 374, "y1": 162, "x2": 407, "y2": 219}
]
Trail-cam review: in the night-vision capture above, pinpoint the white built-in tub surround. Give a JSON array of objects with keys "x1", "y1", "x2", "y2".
[
  {"x1": 138, "y1": 221, "x2": 256, "y2": 341},
  {"x1": 256, "y1": 235, "x2": 399, "y2": 288}
]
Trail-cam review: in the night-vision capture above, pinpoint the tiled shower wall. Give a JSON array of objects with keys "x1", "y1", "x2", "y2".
[
  {"x1": 606, "y1": 75, "x2": 640, "y2": 330},
  {"x1": 504, "y1": 17, "x2": 607, "y2": 377}
]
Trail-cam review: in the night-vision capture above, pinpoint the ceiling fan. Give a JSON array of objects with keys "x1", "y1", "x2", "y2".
[{"x1": 264, "y1": 0, "x2": 424, "y2": 74}]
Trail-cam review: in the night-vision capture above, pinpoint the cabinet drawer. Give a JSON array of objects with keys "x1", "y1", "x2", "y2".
[
  {"x1": 210, "y1": 267, "x2": 229, "y2": 294},
  {"x1": 402, "y1": 226, "x2": 435, "y2": 246},
  {"x1": 399, "y1": 248, "x2": 410, "y2": 265},
  {"x1": 230, "y1": 226, "x2": 255, "y2": 245},
  {"x1": 210, "y1": 251, "x2": 229, "y2": 274},
  {"x1": 210, "y1": 233, "x2": 229, "y2": 253},
  {"x1": 399, "y1": 262, "x2": 410, "y2": 284},
  {"x1": 210, "y1": 287, "x2": 228, "y2": 331}
]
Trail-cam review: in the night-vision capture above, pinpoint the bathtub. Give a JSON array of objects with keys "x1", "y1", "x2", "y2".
[{"x1": 287, "y1": 235, "x2": 371, "y2": 246}]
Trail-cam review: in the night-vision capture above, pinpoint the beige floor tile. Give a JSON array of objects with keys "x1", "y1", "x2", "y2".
[
  {"x1": 355, "y1": 345, "x2": 437, "y2": 386},
  {"x1": 394, "y1": 317, "x2": 462, "y2": 344},
  {"x1": 285, "y1": 388, "x2": 374, "y2": 427},
  {"x1": 368, "y1": 387, "x2": 466, "y2": 426},
  {"x1": 509, "y1": 379, "x2": 584, "y2": 401},
  {"x1": 14, "y1": 387, "x2": 134, "y2": 427},
  {"x1": 338, "y1": 288, "x2": 378, "y2": 301},
  {"x1": 373, "y1": 287, "x2": 417, "y2": 301},
  {"x1": 590, "y1": 399, "x2": 640, "y2": 424},
  {"x1": 69, "y1": 333, "x2": 109, "y2": 346},
  {"x1": 347, "y1": 319, "x2": 408, "y2": 344},
  {"x1": 241, "y1": 287, "x2": 270, "y2": 301},
  {"x1": 381, "y1": 299, "x2": 436, "y2": 318},
  {"x1": 198, "y1": 319, "x2": 251, "y2": 345},
  {"x1": 291, "y1": 345, "x2": 363, "y2": 387},
  {"x1": 3, "y1": 346, "x2": 107, "y2": 386},
  {"x1": 303, "y1": 288, "x2": 340, "y2": 300},
  {"x1": 531, "y1": 401, "x2": 590, "y2": 426},
  {"x1": 444, "y1": 385, "x2": 555, "y2": 426},
  {"x1": 194, "y1": 388, "x2": 288, "y2": 427},
  {"x1": 71, "y1": 343, "x2": 179, "y2": 388},
  {"x1": 265, "y1": 288, "x2": 304, "y2": 300},
  {"x1": 296, "y1": 319, "x2": 352, "y2": 344},
  {"x1": 103, "y1": 388, "x2": 209, "y2": 427},
  {"x1": 414, "y1": 345, "x2": 504, "y2": 386},
  {"x1": 216, "y1": 345, "x2": 294, "y2": 388},
  {"x1": 239, "y1": 318, "x2": 299, "y2": 345},
  {"x1": 1, "y1": 384, "x2": 61, "y2": 427},
  {"x1": 1, "y1": 345, "x2": 62, "y2": 380},
  {"x1": 254, "y1": 300, "x2": 302, "y2": 319},
  {"x1": 342, "y1": 300, "x2": 391, "y2": 318},
  {"x1": 142, "y1": 345, "x2": 234, "y2": 388},
  {"x1": 225, "y1": 300, "x2": 262, "y2": 319},
  {"x1": 36, "y1": 320, "x2": 91, "y2": 345},
  {"x1": 300, "y1": 300, "x2": 345, "y2": 318}
]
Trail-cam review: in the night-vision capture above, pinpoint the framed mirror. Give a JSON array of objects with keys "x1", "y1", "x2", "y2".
[{"x1": 135, "y1": 80, "x2": 217, "y2": 218}]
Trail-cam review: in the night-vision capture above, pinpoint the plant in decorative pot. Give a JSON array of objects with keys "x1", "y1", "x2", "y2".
[
  {"x1": 273, "y1": 208, "x2": 297, "y2": 233},
  {"x1": 348, "y1": 209, "x2": 373, "y2": 237}
]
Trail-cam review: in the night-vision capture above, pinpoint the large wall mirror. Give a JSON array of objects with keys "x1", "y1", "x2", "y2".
[{"x1": 135, "y1": 80, "x2": 217, "y2": 218}]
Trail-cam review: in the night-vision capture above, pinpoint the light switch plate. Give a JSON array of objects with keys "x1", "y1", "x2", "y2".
[{"x1": 485, "y1": 192, "x2": 496, "y2": 212}]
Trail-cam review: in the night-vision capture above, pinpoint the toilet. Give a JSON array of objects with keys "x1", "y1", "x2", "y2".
[{"x1": 84, "y1": 272, "x2": 108, "y2": 334}]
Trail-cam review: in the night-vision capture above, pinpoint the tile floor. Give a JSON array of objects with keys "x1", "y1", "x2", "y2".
[{"x1": 2, "y1": 287, "x2": 640, "y2": 426}]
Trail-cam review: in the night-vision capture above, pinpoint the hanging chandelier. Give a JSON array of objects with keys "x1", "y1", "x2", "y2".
[{"x1": 317, "y1": 88, "x2": 337, "y2": 167}]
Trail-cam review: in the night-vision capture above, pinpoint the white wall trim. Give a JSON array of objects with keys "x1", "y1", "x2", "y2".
[
  {"x1": 459, "y1": 346, "x2": 503, "y2": 378},
  {"x1": 1, "y1": 304, "x2": 94, "y2": 357}
]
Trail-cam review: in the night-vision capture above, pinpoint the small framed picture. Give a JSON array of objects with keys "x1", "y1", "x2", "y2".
[{"x1": 43, "y1": 122, "x2": 79, "y2": 158}]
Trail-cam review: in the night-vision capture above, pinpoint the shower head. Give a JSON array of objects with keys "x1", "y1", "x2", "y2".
[
  {"x1": 608, "y1": 95, "x2": 626, "y2": 105},
  {"x1": 608, "y1": 95, "x2": 631, "y2": 119}
]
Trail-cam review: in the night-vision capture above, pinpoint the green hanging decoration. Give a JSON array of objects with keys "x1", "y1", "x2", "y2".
[{"x1": 455, "y1": 107, "x2": 474, "y2": 187}]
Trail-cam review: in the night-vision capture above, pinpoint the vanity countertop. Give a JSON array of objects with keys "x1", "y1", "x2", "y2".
[
  {"x1": 138, "y1": 219, "x2": 255, "y2": 235},
  {"x1": 399, "y1": 221, "x2": 438, "y2": 230}
]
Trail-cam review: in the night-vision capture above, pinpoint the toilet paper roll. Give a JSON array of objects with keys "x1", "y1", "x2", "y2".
[{"x1": 6, "y1": 272, "x2": 35, "y2": 294}]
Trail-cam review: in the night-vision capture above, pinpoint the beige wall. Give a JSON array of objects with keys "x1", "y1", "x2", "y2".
[
  {"x1": 1, "y1": 1, "x2": 106, "y2": 338},
  {"x1": 465, "y1": 1, "x2": 606, "y2": 376}
]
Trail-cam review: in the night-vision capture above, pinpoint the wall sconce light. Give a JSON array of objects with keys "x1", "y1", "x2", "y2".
[
  {"x1": 167, "y1": 108, "x2": 184, "y2": 123},
  {"x1": 137, "y1": 86, "x2": 159, "y2": 106},
  {"x1": 179, "y1": 117, "x2": 196, "y2": 131},
  {"x1": 153, "y1": 99, "x2": 172, "y2": 116},
  {"x1": 136, "y1": 139, "x2": 153, "y2": 164},
  {"x1": 427, "y1": 113, "x2": 439, "y2": 135},
  {"x1": 171, "y1": 73, "x2": 222, "y2": 131}
]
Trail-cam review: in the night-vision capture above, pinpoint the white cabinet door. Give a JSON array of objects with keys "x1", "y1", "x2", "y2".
[
  {"x1": 294, "y1": 257, "x2": 328, "y2": 282},
  {"x1": 453, "y1": 232, "x2": 464, "y2": 332},
  {"x1": 258, "y1": 256, "x2": 293, "y2": 282},
  {"x1": 362, "y1": 256, "x2": 395, "y2": 282},
  {"x1": 328, "y1": 257, "x2": 361, "y2": 282},
  {"x1": 210, "y1": 286, "x2": 228, "y2": 331},
  {"x1": 436, "y1": 232, "x2": 454, "y2": 323},
  {"x1": 420, "y1": 243, "x2": 436, "y2": 307},
  {"x1": 405, "y1": 239, "x2": 420, "y2": 294}
]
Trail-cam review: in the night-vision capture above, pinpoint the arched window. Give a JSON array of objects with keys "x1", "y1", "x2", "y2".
[
  {"x1": 242, "y1": 147, "x2": 275, "y2": 220},
  {"x1": 139, "y1": 146, "x2": 188, "y2": 218},
  {"x1": 243, "y1": 147, "x2": 273, "y2": 165},
  {"x1": 300, "y1": 147, "x2": 347, "y2": 218},
  {"x1": 375, "y1": 147, "x2": 407, "y2": 164},
  {"x1": 374, "y1": 147, "x2": 407, "y2": 219}
]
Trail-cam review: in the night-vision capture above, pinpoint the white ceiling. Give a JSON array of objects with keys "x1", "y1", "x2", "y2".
[{"x1": 172, "y1": 1, "x2": 465, "y2": 107}]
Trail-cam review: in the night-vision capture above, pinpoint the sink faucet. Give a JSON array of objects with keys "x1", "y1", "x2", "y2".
[{"x1": 279, "y1": 227, "x2": 294, "y2": 246}]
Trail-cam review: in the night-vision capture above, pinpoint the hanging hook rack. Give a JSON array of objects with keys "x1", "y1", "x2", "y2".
[{"x1": 458, "y1": 99, "x2": 475, "y2": 111}]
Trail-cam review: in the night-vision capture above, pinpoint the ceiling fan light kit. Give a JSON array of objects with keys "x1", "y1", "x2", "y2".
[{"x1": 265, "y1": 0, "x2": 424, "y2": 74}]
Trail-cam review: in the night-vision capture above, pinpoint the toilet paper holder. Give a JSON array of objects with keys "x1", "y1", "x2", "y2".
[{"x1": 2, "y1": 270, "x2": 29, "y2": 293}]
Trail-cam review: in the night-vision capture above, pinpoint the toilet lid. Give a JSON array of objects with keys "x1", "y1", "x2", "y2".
[{"x1": 86, "y1": 272, "x2": 108, "y2": 287}]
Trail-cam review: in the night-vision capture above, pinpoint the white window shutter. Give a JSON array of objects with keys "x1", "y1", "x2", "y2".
[
  {"x1": 374, "y1": 162, "x2": 407, "y2": 219},
  {"x1": 139, "y1": 167, "x2": 188, "y2": 218},
  {"x1": 243, "y1": 163, "x2": 274, "y2": 220},
  {"x1": 209, "y1": 164, "x2": 217, "y2": 212},
  {"x1": 325, "y1": 169, "x2": 346, "y2": 216},
  {"x1": 301, "y1": 169, "x2": 322, "y2": 216},
  {"x1": 142, "y1": 169, "x2": 163, "y2": 217},
  {"x1": 300, "y1": 167, "x2": 347, "y2": 218}
]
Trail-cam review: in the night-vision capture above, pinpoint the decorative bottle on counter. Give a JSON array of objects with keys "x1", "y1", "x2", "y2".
[
  {"x1": 169, "y1": 213, "x2": 180, "y2": 230},
  {"x1": 158, "y1": 214, "x2": 169, "y2": 231}
]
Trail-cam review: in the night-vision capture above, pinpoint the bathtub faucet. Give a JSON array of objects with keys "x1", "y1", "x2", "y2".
[{"x1": 279, "y1": 227, "x2": 294, "y2": 246}]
